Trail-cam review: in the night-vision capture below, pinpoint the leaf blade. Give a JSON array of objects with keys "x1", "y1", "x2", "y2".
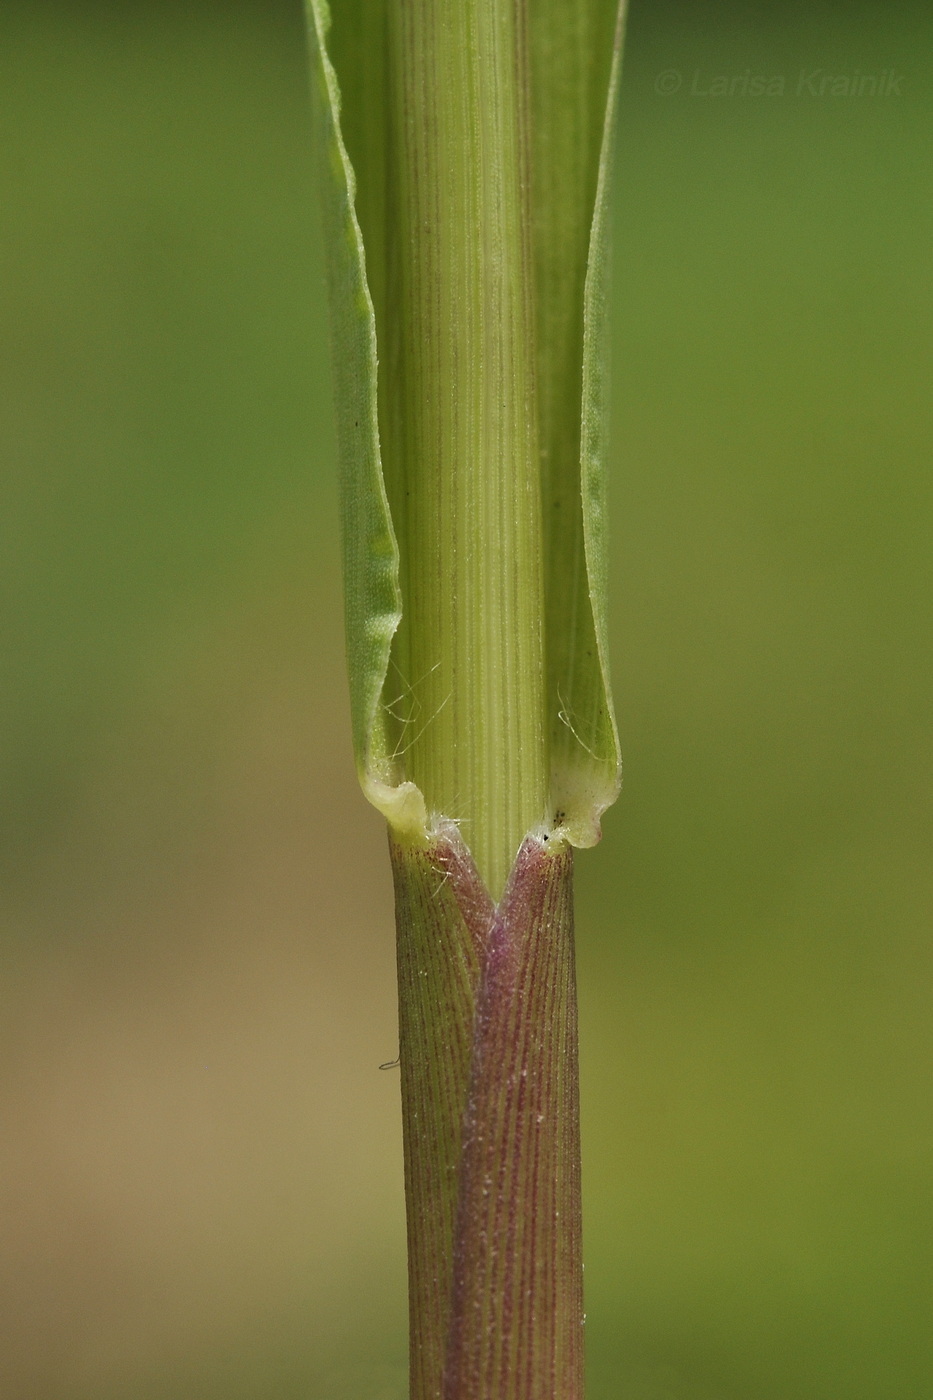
[
  {"x1": 530, "y1": 0, "x2": 627, "y2": 846},
  {"x1": 309, "y1": 0, "x2": 627, "y2": 852},
  {"x1": 307, "y1": 0, "x2": 426, "y2": 835}
]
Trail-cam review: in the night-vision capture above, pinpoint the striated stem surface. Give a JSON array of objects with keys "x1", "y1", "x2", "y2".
[
  {"x1": 391, "y1": 831, "x2": 582, "y2": 1400},
  {"x1": 385, "y1": 0, "x2": 548, "y2": 900}
]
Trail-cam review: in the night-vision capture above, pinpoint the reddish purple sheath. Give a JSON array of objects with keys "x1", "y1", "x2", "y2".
[{"x1": 390, "y1": 828, "x2": 583, "y2": 1400}]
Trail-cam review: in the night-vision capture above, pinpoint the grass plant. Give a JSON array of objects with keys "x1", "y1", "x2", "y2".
[{"x1": 308, "y1": 3, "x2": 627, "y2": 1394}]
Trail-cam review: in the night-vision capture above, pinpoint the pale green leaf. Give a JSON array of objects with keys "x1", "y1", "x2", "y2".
[
  {"x1": 308, "y1": 0, "x2": 626, "y2": 858},
  {"x1": 531, "y1": 0, "x2": 627, "y2": 847},
  {"x1": 306, "y1": 0, "x2": 424, "y2": 835}
]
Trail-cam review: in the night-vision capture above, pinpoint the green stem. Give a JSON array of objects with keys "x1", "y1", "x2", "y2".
[
  {"x1": 385, "y1": 0, "x2": 547, "y2": 900},
  {"x1": 382, "y1": 5, "x2": 584, "y2": 1393}
]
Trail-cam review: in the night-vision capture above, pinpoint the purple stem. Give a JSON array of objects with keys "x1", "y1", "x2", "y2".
[{"x1": 391, "y1": 829, "x2": 583, "y2": 1400}]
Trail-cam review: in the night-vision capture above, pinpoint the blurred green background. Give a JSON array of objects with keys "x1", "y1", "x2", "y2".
[{"x1": 2, "y1": 2, "x2": 931, "y2": 1396}]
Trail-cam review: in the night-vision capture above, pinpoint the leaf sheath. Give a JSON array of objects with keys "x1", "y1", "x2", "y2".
[{"x1": 391, "y1": 833, "x2": 582, "y2": 1400}]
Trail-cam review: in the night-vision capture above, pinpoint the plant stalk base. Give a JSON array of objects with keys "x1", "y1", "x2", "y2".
[{"x1": 390, "y1": 828, "x2": 583, "y2": 1400}]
